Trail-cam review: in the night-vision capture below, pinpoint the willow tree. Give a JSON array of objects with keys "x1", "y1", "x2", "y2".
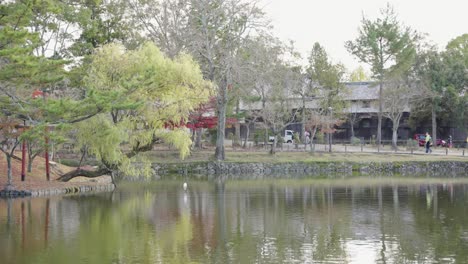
[
  {"x1": 58, "y1": 43, "x2": 212, "y2": 182},
  {"x1": 345, "y1": 4, "x2": 417, "y2": 146},
  {"x1": 128, "y1": 0, "x2": 267, "y2": 160}
]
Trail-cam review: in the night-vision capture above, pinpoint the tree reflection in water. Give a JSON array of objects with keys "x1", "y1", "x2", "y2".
[{"x1": 0, "y1": 178, "x2": 468, "y2": 263}]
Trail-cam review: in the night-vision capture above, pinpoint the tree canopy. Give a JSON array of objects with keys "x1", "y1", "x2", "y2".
[
  {"x1": 345, "y1": 4, "x2": 418, "y2": 145},
  {"x1": 59, "y1": 42, "x2": 213, "y2": 181}
]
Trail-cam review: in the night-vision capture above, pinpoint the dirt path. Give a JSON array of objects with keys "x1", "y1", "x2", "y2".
[{"x1": 0, "y1": 154, "x2": 111, "y2": 192}]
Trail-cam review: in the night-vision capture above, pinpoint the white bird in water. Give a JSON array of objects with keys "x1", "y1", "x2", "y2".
[{"x1": 183, "y1": 182, "x2": 187, "y2": 191}]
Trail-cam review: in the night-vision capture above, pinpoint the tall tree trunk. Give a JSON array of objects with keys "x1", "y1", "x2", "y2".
[
  {"x1": 270, "y1": 137, "x2": 277, "y2": 155},
  {"x1": 235, "y1": 99, "x2": 241, "y2": 144},
  {"x1": 191, "y1": 128, "x2": 196, "y2": 147},
  {"x1": 270, "y1": 127, "x2": 278, "y2": 155},
  {"x1": 234, "y1": 123, "x2": 240, "y2": 146},
  {"x1": 27, "y1": 159, "x2": 33, "y2": 173},
  {"x1": 377, "y1": 81, "x2": 383, "y2": 146},
  {"x1": 301, "y1": 98, "x2": 306, "y2": 142},
  {"x1": 27, "y1": 151, "x2": 39, "y2": 173},
  {"x1": 302, "y1": 99, "x2": 308, "y2": 149},
  {"x1": 110, "y1": 171, "x2": 117, "y2": 187},
  {"x1": 243, "y1": 123, "x2": 250, "y2": 148},
  {"x1": 432, "y1": 102, "x2": 437, "y2": 147},
  {"x1": 392, "y1": 127, "x2": 398, "y2": 150},
  {"x1": 350, "y1": 118, "x2": 355, "y2": 138},
  {"x1": 195, "y1": 128, "x2": 202, "y2": 148},
  {"x1": 27, "y1": 146, "x2": 36, "y2": 173},
  {"x1": 309, "y1": 127, "x2": 318, "y2": 153},
  {"x1": 6, "y1": 154, "x2": 13, "y2": 189},
  {"x1": 391, "y1": 115, "x2": 403, "y2": 150},
  {"x1": 215, "y1": 79, "x2": 228, "y2": 161}
]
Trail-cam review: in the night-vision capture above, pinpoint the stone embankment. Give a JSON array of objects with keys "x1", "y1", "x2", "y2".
[
  {"x1": 138, "y1": 161, "x2": 468, "y2": 179},
  {"x1": 0, "y1": 184, "x2": 115, "y2": 198}
]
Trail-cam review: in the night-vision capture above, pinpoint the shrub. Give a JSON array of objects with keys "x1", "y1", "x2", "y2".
[
  {"x1": 350, "y1": 136, "x2": 361, "y2": 146},
  {"x1": 253, "y1": 130, "x2": 264, "y2": 145},
  {"x1": 293, "y1": 132, "x2": 301, "y2": 144},
  {"x1": 228, "y1": 132, "x2": 240, "y2": 147},
  {"x1": 316, "y1": 131, "x2": 325, "y2": 144},
  {"x1": 207, "y1": 129, "x2": 217, "y2": 145},
  {"x1": 277, "y1": 135, "x2": 284, "y2": 143}
]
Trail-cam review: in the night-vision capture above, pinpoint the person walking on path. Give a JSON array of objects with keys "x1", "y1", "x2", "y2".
[{"x1": 425, "y1": 132, "x2": 432, "y2": 153}]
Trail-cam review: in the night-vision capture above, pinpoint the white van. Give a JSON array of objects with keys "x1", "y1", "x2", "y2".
[{"x1": 268, "y1": 130, "x2": 294, "y2": 143}]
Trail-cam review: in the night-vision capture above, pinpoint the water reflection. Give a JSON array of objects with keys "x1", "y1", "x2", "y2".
[{"x1": 1, "y1": 177, "x2": 468, "y2": 263}]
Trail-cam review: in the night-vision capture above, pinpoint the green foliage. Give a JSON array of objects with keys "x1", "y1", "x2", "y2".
[
  {"x1": 345, "y1": 5, "x2": 419, "y2": 145},
  {"x1": 307, "y1": 42, "x2": 349, "y2": 118},
  {"x1": 0, "y1": 1, "x2": 66, "y2": 88},
  {"x1": 0, "y1": 0, "x2": 70, "y2": 180},
  {"x1": 228, "y1": 132, "x2": 240, "y2": 146},
  {"x1": 345, "y1": 4, "x2": 417, "y2": 80},
  {"x1": 349, "y1": 66, "x2": 371, "y2": 82},
  {"x1": 293, "y1": 132, "x2": 301, "y2": 144},
  {"x1": 59, "y1": 158, "x2": 100, "y2": 167},
  {"x1": 20, "y1": 122, "x2": 68, "y2": 149},
  {"x1": 207, "y1": 129, "x2": 217, "y2": 145},
  {"x1": 253, "y1": 130, "x2": 263, "y2": 145},
  {"x1": 410, "y1": 44, "x2": 467, "y2": 131},
  {"x1": 446, "y1": 34, "x2": 468, "y2": 67},
  {"x1": 68, "y1": 0, "x2": 133, "y2": 57},
  {"x1": 316, "y1": 131, "x2": 325, "y2": 144},
  {"x1": 350, "y1": 137, "x2": 361, "y2": 146},
  {"x1": 276, "y1": 135, "x2": 284, "y2": 144},
  {"x1": 73, "y1": 42, "x2": 212, "y2": 177}
]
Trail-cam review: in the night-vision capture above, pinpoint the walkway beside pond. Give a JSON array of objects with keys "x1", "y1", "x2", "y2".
[{"x1": 230, "y1": 140, "x2": 468, "y2": 157}]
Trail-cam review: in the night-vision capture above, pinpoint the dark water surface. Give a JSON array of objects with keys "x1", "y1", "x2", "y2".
[{"x1": 1, "y1": 176, "x2": 468, "y2": 263}]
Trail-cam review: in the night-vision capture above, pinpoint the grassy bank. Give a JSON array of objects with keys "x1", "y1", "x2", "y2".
[{"x1": 144, "y1": 150, "x2": 468, "y2": 164}]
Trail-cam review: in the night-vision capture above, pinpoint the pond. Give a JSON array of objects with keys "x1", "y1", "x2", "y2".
[{"x1": 1, "y1": 176, "x2": 468, "y2": 263}]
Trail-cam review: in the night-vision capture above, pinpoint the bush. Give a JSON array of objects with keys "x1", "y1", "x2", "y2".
[
  {"x1": 350, "y1": 136, "x2": 361, "y2": 146},
  {"x1": 207, "y1": 129, "x2": 217, "y2": 145},
  {"x1": 253, "y1": 130, "x2": 264, "y2": 145},
  {"x1": 316, "y1": 131, "x2": 325, "y2": 144},
  {"x1": 228, "y1": 132, "x2": 240, "y2": 147},
  {"x1": 293, "y1": 132, "x2": 301, "y2": 144},
  {"x1": 277, "y1": 135, "x2": 284, "y2": 144}
]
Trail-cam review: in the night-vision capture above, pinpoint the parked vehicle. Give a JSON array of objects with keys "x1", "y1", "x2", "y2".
[
  {"x1": 269, "y1": 130, "x2": 294, "y2": 143},
  {"x1": 414, "y1": 134, "x2": 446, "y2": 147}
]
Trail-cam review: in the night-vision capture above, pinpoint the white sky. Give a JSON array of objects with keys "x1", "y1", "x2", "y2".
[{"x1": 260, "y1": 0, "x2": 468, "y2": 72}]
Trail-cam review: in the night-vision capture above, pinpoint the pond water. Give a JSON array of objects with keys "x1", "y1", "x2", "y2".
[{"x1": 1, "y1": 176, "x2": 468, "y2": 263}]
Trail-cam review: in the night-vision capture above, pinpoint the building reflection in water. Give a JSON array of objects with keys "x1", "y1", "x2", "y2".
[{"x1": 0, "y1": 179, "x2": 468, "y2": 263}]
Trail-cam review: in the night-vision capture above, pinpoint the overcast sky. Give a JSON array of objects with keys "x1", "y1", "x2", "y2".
[{"x1": 260, "y1": 0, "x2": 468, "y2": 72}]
